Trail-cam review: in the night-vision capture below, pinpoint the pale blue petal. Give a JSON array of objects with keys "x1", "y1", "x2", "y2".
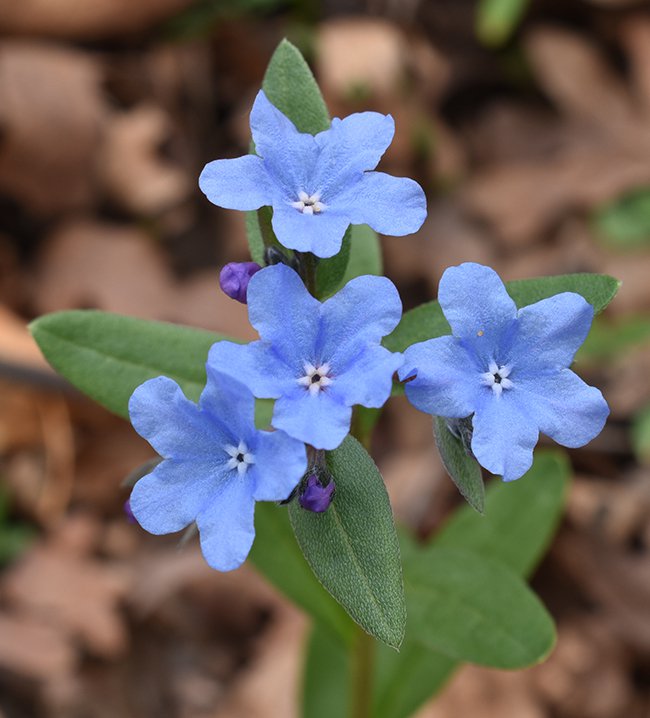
[
  {"x1": 247, "y1": 264, "x2": 321, "y2": 361},
  {"x1": 312, "y1": 113, "x2": 395, "y2": 196},
  {"x1": 516, "y1": 369, "x2": 609, "y2": 448},
  {"x1": 272, "y1": 390, "x2": 352, "y2": 450},
  {"x1": 250, "y1": 90, "x2": 318, "y2": 199},
  {"x1": 197, "y1": 478, "x2": 256, "y2": 571},
  {"x1": 438, "y1": 263, "x2": 517, "y2": 365},
  {"x1": 400, "y1": 336, "x2": 478, "y2": 418},
  {"x1": 130, "y1": 458, "x2": 228, "y2": 534},
  {"x1": 508, "y1": 293, "x2": 594, "y2": 371},
  {"x1": 200, "y1": 367, "x2": 256, "y2": 440},
  {"x1": 334, "y1": 172, "x2": 427, "y2": 236},
  {"x1": 271, "y1": 203, "x2": 351, "y2": 258},
  {"x1": 207, "y1": 340, "x2": 296, "y2": 399},
  {"x1": 129, "y1": 376, "x2": 226, "y2": 459},
  {"x1": 199, "y1": 155, "x2": 272, "y2": 210},
  {"x1": 319, "y1": 275, "x2": 403, "y2": 363},
  {"x1": 471, "y1": 393, "x2": 539, "y2": 482},
  {"x1": 251, "y1": 430, "x2": 307, "y2": 501},
  {"x1": 329, "y1": 345, "x2": 402, "y2": 408}
]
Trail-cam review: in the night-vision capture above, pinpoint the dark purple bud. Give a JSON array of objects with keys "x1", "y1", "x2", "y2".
[
  {"x1": 123, "y1": 499, "x2": 137, "y2": 524},
  {"x1": 219, "y1": 262, "x2": 262, "y2": 303},
  {"x1": 299, "y1": 474, "x2": 335, "y2": 513}
]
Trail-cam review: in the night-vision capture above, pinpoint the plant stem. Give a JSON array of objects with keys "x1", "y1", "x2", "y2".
[{"x1": 350, "y1": 625, "x2": 375, "y2": 718}]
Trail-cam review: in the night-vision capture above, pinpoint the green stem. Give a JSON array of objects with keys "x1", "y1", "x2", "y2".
[{"x1": 350, "y1": 625, "x2": 375, "y2": 718}]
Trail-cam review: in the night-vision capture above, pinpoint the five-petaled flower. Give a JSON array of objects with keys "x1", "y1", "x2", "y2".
[
  {"x1": 208, "y1": 263, "x2": 404, "y2": 450},
  {"x1": 399, "y1": 263, "x2": 609, "y2": 482},
  {"x1": 199, "y1": 90, "x2": 427, "y2": 258},
  {"x1": 128, "y1": 368, "x2": 307, "y2": 571}
]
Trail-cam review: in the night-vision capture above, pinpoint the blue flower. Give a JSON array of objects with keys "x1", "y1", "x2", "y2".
[
  {"x1": 209, "y1": 263, "x2": 404, "y2": 450},
  {"x1": 128, "y1": 368, "x2": 307, "y2": 571},
  {"x1": 399, "y1": 263, "x2": 609, "y2": 482},
  {"x1": 199, "y1": 90, "x2": 427, "y2": 259}
]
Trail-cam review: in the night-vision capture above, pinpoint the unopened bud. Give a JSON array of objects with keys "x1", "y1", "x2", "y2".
[
  {"x1": 219, "y1": 262, "x2": 262, "y2": 303},
  {"x1": 299, "y1": 474, "x2": 335, "y2": 513}
]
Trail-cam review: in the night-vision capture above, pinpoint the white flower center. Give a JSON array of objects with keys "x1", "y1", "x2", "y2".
[
  {"x1": 481, "y1": 361, "x2": 513, "y2": 397},
  {"x1": 297, "y1": 361, "x2": 333, "y2": 396},
  {"x1": 224, "y1": 440, "x2": 255, "y2": 476},
  {"x1": 291, "y1": 191, "x2": 325, "y2": 215}
]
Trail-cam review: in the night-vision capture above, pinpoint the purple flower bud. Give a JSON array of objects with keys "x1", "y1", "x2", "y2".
[
  {"x1": 299, "y1": 474, "x2": 335, "y2": 513},
  {"x1": 219, "y1": 262, "x2": 262, "y2": 303}
]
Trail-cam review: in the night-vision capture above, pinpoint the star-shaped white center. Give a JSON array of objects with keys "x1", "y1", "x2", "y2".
[
  {"x1": 224, "y1": 440, "x2": 255, "y2": 476},
  {"x1": 297, "y1": 362, "x2": 333, "y2": 396},
  {"x1": 481, "y1": 361, "x2": 513, "y2": 397},
  {"x1": 291, "y1": 191, "x2": 325, "y2": 215}
]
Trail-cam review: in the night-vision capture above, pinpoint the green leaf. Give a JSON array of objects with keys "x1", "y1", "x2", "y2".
[
  {"x1": 245, "y1": 207, "x2": 268, "y2": 265},
  {"x1": 593, "y1": 187, "x2": 650, "y2": 250},
  {"x1": 262, "y1": 39, "x2": 329, "y2": 135},
  {"x1": 405, "y1": 547, "x2": 555, "y2": 668},
  {"x1": 250, "y1": 503, "x2": 354, "y2": 644},
  {"x1": 477, "y1": 0, "x2": 531, "y2": 46},
  {"x1": 384, "y1": 273, "x2": 620, "y2": 353},
  {"x1": 302, "y1": 623, "x2": 350, "y2": 718},
  {"x1": 433, "y1": 417, "x2": 484, "y2": 513},
  {"x1": 435, "y1": 450, "x2": 570, "y2": 577},
  {"x1": 341, "y1": 224, "x2": 383, "y2": 283},
  {"x1": 373, "y1": 638, "x2": 455, "y2": 718},
  {"x1": 376, "y1": 450, "x2": 569, "y2": 718},
  {"x1": 30, "y1": 311, "x2": 229, "y2": 420},
  {"x1": 315, "y1": 227, "x2": 352, "y2": 298},
  {"x1": 289, "y1": 436, "x2": 406, "y2": 649}
]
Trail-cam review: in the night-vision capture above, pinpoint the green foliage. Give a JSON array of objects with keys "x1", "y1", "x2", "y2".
[
  {"x1": 301, "y1": 450, "x2": 570, "y2": 718},
  {"x1": 251, "y1": 503, "x2": 355, "y2": 643},
  {"x1": 578, "y1": 314, "x2": 650, "y2": 364},
  {"x1": 593, "y1": 187, "x2": 650, "y2": 250},
  {"x1": 384, "y1": 273, "x2": 621, "y2": 352},
  {"x1": 341, "y1": 224, "x2": 383, "y2": 283},
  {"x1": 433, "y1": 417, "x2": 484, "y2": 513},
  {"x1": 262, "y1": 39, "x2": 329, "y2": 135},
  {"x1": 30, "y1": 311, "x2": 229, "y2": 419},
  {"x1": 315, "y1": 228, "x2": 352, "y2": 298},
  {"x1": 289, "y1": 437, "x2": 406, "y2": 649},
  {"x1": 404, "y1": 547, "x2": 555, "y2": 668},
  {"x1": 303, "y1": 623, "x2": 351, "y2": 718},
  {"x1": 476, "y1": 0, "x2": 531, "y2": 47},
  {"x1": 632, "y1": 404, "x2": 650, "y2": 466}
]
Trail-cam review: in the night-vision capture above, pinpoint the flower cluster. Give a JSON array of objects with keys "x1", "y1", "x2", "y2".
[{"x1": 128, "y1": 89, "x2": 610, "y2": 573}]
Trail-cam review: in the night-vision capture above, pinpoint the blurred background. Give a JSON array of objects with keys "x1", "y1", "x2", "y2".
[{"x1": 1, "y1": 0, "x2": 650, "y2": 716}]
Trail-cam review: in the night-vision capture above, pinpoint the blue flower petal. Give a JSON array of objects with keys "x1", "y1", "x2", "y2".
[
  {"x1": 129, "y1": 376, "x2": 226, "y2": 458},
  {"x1": 271, "y1": 203, "x2": 351, "y2": 258},
  {"x1": 208, "y1": 340, "x2": 296, "y2": 399},
  {"x1": 251, "y1": 430, "x2": 307, "y2": 501},
  {"x1": 329, "y1": 345, "x2": 402, "y2": 408},
  {"x1": 130, "y1": 458, "x2": 227, "y2": 534},
  {"x1": 334, "y1": 172, "x2": 427, "y2": 236},
  {"x1": 516, "y1": 369, "x2": 609, "y2": 448},
  {"x1": 197, "y1": 478, "x2": 256, "y2": 571},
  {"x1": 508, "y1": 293, "x2": 594, "y2": 371},
  {"x1": 312, "y1": 112, "x2": 395, "y2": 196},
  {"x1": 200, "y1": 367, "x2": 257, "y2": 439},
  {"x1": 471, "y1": 393, "x2": 539, "y2": 482},
  {"x1": 400, "y1": 336, "x2": 479, "y2": 418},
  {"x1": 320, "y1": 275, "x2": 403, "y2": 361},
  {"x1": 248, "y1": 264, "x2": 321, "y2": 360},
  {"x1": 272, "y1": 390, "x2": 352, "y2": 450},
  {"x1": 199, "y1": 155, "x2": 272, "y2": 210},
  {"x1": 250, "y1": 90, "x2": 318, "y2": 199},
  {"x1": 439, "y1": 263, "x2": 517, "y2": 363}
]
